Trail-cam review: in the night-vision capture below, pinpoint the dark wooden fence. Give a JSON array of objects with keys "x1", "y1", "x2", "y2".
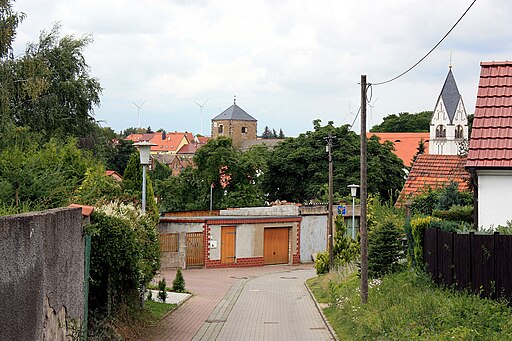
[{"x1": 424, "y1": 228, "x2": 512, "y2": 301}]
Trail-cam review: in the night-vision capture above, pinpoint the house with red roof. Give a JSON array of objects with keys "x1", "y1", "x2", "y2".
[{"x1": 466, "y1": 61, "x2": 512, "y2": 229}]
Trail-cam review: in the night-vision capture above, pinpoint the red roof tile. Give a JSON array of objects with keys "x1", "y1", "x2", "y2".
[
  {"x1": 467, "y1": 61, "x2": 512, "y2": 168},
  {"x1": 396, "y1": 154, "x2": 469, "y2": 206},
  {"x1": 367, "y1": 132, "x2": 430, "y2": 167}
]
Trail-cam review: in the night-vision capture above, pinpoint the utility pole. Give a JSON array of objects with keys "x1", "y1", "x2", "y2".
[
  {"x1": 324, "y1": 132, "x2": 336, "y2": 270},
  {"x1": 360, "y1": 75, "x2": 369, "y2": 303}
]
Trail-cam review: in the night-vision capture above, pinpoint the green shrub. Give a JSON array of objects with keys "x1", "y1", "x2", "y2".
[
  {"x1": 88, "y1": 202, "x2": 160, "y2": 313},
  {"x1": 411, "y1": 216, "x2": 439, "y2": 268},
  {"x1": 315, "y1": 252, "x2": 330, "y2": 275},
  {"x1": 368, "y1": 219, "x2": 403, "y2": 278},
  {"x1": 403, "y1": 217, "x2": 415, "y2": 267},
  {"x1": 172, "y1": 268, "x2": 186, "y2": 293},
  {"x1": 432, "y1": 205, "x2": 473, "y2": 223},
  {"x1": 158, "y1": 278, "x2": 168, "y2": 302}
]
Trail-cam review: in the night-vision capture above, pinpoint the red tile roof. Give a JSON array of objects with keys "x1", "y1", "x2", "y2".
[
  {"x1": 467, "y1": 61, "x2": 512, "y2": 168},
  {"x1": 178, "y1": 143, "x2": 201, "y2": 154},
  {"x1": 150, "y1": 132, "x2": 187, "y2": 152},
  {"x1": 197, "y1": 136, "x2": 210, "y2": 144},
  {"x1": 396, "y1": 154, "x2": 469, "y2": 206},
  {"x1": 367, "y1": 132, "x2": 430, "y2": 167}
]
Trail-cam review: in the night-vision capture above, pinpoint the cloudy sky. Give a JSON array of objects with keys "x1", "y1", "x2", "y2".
[{"x1": 11, "y1": 0, "x2": 512, "y2": 136}]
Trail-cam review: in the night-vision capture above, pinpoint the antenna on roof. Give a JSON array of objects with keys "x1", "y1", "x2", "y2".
[
  {"x1": 193, "y1": 98, "x2": 208, "y2": 136},
  {"x1": 132, "y1": 101, "x2": 146, "y2": 128}
]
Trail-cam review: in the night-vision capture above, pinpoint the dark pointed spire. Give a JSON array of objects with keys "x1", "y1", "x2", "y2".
[{"x1": 440, "y1": 68, "x2": 461, "y2": 123}]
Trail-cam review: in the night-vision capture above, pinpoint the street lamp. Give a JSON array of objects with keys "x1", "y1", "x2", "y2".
[
  {"x1": 347, "y1": 184, "x2": 360, "y2": 239},
  {"x1": 134, "y1": 141, "x2": 156, "y2": 213}
]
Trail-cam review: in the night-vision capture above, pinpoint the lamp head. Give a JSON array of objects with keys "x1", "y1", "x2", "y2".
[
  {"x1": 347, "y1": 184, "x2": 360, "y2": 197},
  {"x1": 134, "y1": 141, "x2": 156, "y2": 165}
]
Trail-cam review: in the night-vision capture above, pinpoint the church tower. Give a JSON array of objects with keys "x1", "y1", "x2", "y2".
[
  {"x1": 211, "y1": 98, "x2": 257, "y2": 148},
  {"x1": 429, "y1": 68, "x2": 468, "y2": 155}
]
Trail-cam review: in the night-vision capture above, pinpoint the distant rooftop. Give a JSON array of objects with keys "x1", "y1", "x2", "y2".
[{"x1": 212, "y1": 100, "x2": 256, "y2": 121}]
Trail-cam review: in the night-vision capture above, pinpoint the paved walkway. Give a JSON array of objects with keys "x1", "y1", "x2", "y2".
[{"x1": 146, "y1": 264, "x2": 333, "y2": 340}]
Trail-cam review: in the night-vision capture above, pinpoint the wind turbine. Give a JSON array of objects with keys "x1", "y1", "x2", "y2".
[
  {"x1": 132, "y1": 101, "x2": 146, "y2": 128},
  {"x1": 193, "y1": 98, "x2": 208, "y2": 135}
]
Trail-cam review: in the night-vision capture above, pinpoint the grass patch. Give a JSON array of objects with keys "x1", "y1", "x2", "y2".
[
  {"x1": 145, "y1": 300, "x2": 177, "y2": 320},
  {"x1": 308, "y1": 269, "x2": 512, "y2": 340}
]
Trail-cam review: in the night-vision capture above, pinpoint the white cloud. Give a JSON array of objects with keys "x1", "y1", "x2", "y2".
[{"x1": 11, "y1": 0, "x2": 512, "y2": 136}]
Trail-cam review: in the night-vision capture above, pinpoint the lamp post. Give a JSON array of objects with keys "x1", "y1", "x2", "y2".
[
  {"x1": 347, "y1": 184, "x2": 360, "y2": 239},
  {"x1": 134, "y1": 141, "x2": 156, "y2": 213}
]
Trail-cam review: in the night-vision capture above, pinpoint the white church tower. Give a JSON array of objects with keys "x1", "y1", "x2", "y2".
[{"x1": 429, "y1": 68, "x2": 468, "y2": 155}]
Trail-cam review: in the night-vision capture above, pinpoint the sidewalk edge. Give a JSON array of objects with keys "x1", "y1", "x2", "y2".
[{"x1": 304, "y1": 281, "x2": 339, "y2": 341}]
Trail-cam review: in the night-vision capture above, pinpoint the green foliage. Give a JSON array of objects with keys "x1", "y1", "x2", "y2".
[
  {"x1": 156, "y1": 137, "x2": 269, "y2": 212},
  {"x1": 74, "y1": 165, "x2": 122, "y2": 205},
  {"x1": 429, "y1": 219, "x2": 472, "y2": 233},
  {"x1": 0, "y1": 0, "x2": 25, "y2": 59},
  {"x1": 0, "y1": 135, "x2": 94, "y2": 211},
  {"x1": 263, "y1": 121, "x2": 405, "y2": 203},
  {"x1": 432, "y1": 205, "x2": 473, "y2": 223},
  {"x1": 171, "y1": 268, "x2": 186, "y2": 293},
  {"x1": 311, "y1": 270, "x2": 512, "y2": 340},
  {"x1": 2, "y1": 24, "x2": 102, "y2": 139},
  {"x1": 150, "y1": 159, "x2": 172, "y2": 182},
  {"x1": 315, "y1": 216, "x2": 360, "y2": 274},
  {"x1": 158, "y1": 278, "x2": 167, "y2": 303},
  {"x1": 370, "y1": 111, "x2": 432, "y2": 132},
  {"x1": 368, "y1": 219, "x2": 403, "y2": 278},
  {"x1": 411, "y1": 216, "x2": 439, "y2": 268},
  {"x1": 411, "y1": 138, "x2": 426, "y2": 165},
  {"x1": 88, "y1": 202, "x2": 160, "y2": 313},
  {"x1": 403, "y1": 216, "x2": 415, "y2": 267},
  {"x1": 106, "y1": 139, "x2": 136, "y2": 175},
  {"x1": 411, "y1": 183, "x2": 473, "y2": 216},
  {"x1": 315, "y1": 252, "x2": 330, "y2": 275}
]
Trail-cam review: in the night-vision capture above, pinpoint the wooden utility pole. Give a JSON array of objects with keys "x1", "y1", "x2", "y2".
[
  {"x1": 325, "y1": 132, "x2": 335, "y2": 270},
  {"x1": 360, "y1": 75, "x2": 369, "y2": 303}
]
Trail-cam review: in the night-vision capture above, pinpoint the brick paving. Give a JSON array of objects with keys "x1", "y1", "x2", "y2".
[{"x1": 146, "y1": 264, "x2": 331, "y2": 340}]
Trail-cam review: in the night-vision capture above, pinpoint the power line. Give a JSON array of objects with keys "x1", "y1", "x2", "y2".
[{"x1": 372, "y1": 0, "x2": 477, "y2": 86}]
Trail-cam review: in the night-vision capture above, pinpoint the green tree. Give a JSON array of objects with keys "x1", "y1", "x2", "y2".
[
  {"x1": 106, "y1": 139, "x2": 136, "y2": 175},
  {"x1": 74, "y1": 164, "x2": 122, "y2": 205},
  {"x1": 368, "y1": 219, "x2": 402, "y2": 278},
  {"x1": 261, "y1": 126, "x2": 272, "y2": 138},
  {"x1": 0, "y1": 0, "x2": 25, "y2": 59},
  {"x1": 370, "y1": 111, "x2": 432, "y2": 132},
  {"x1": 278, "y1": 129, "x2": 285, "y2": 139},
  {"x1": 4, "y1": 24, "x2": 102, "y2": 139},
  {"x1": 150, "y1": 159, "x2": 172, "y2": 182},
  {"x1": 411, "y1": 138, "x2": 426, "y2": 165},
  {"x1": 263, "y1": 121, "x2": 405, "y2": 203}
]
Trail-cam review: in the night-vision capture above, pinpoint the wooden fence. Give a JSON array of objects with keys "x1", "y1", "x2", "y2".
[
  {"x1": 424, "y1": 228, "x2": 512, "y2": 301},
  {"x1": 160, "y1": 233, "x2": 179, "y2": 252}
]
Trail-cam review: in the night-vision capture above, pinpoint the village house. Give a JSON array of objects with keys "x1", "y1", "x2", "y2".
[{"x1": 466, "y1": 61, "x2": 512, "y2": 229}]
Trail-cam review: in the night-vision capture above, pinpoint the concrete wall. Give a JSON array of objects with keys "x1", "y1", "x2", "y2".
[
  {"x1": 478, "y1": 170, "x2": 512, "y2": 229},
  {"x1": 300, "y1": 215, "x2": 327, "y2": 262},
  {"x1": 0, "y1": 208, "x2": 85, "y2": 341},
  {"x1": 159, "y1": 221, "x2": 204, "y2": 269}
]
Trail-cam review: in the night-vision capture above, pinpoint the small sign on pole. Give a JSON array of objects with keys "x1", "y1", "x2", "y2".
[{"x1": 337, "y1": 205, "x2": 346, "y2": 215}]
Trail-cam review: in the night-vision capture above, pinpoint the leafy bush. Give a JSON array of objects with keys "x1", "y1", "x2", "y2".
[
  {"x1": 432, "y1": 205, "x2": 473, "y2": 223},
  {"x1": 368, "y1": 219, "x2": 403, "y2": 278},
  {"x1": 429, "y1": 219, "x2": 474, "y2": 233},
  {"x1": 411, "y1": 183, "x2": 472, "y2": 216},
  {"x1": 158, "y1": 278, "x2": 168, "y2": 302},
  {"x1": 403, "y1": 216, "x2": 415, "y2": 267},
  {"x1": 88, "y1": 202, "x2": 160, "y2": 313},
  {"x1": 411, "y1": 216, "x2": 439, "y2": 268},
  {"x1": 172, "y1": 268, "x2": 186, "y2": 293},
  {"x1": 315, "y1": 252, "x2": 330, "y2": 275}
]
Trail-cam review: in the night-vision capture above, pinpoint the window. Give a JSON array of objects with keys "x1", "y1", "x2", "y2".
[
  {"x1": 241, "y1": 126, "x2": 247, "y2": 134},
  {"x1": 436, "y1": 125, "x2": 446, "y2": 138},
  {"x1": 455, "y1": 125, "x2": 463, "y2": 139},
  {"x1": 218, "y1": 124, "x2": 224, "y2": 134}
]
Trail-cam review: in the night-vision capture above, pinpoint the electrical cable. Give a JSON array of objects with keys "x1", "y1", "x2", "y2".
[{"x1": 372, "y1": 0, "x2": 477, "y2": 86}]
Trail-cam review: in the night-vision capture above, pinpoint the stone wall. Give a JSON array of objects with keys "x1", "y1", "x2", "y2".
[
  {"x1": 0, "y1": 208, "x2": 85, "y2": 341},
  {"x1": 211, "y1": 119, "x2": 257, "y2": 147}
]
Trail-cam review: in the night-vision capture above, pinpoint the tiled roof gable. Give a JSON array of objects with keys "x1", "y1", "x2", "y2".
[
  {"x1": 467, "y1": 61, "x2": 512, "y2": 169},
  {"x1": 397, "y1": 154, "x2": 469, "y2": 206}
]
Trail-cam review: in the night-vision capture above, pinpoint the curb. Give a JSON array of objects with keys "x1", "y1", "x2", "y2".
[{"x1": 304, "y1": 280, "x2": 339, "y2": 341}]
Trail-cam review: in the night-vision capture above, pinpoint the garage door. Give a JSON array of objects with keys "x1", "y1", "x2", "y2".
[{"x1": 264, "y1": 227, "x2": 289, "y2": 265}]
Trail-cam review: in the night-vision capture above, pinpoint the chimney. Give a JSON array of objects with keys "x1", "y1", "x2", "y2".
[{"x1": 162, "y1": 130, "x2": 166, "y2": 140}]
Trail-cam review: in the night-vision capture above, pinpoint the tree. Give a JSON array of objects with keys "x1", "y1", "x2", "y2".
[
  {"x1": 155, "y1": 137, "x2": 269, "y2": 212},
  {"x1": 0, "y1": 0, "x2": 25, "y2": 59},
  {"x1": 368, "y1": 219, "x2": 402, "y2": 278},
  {"x1": 263, "y1": 121, "x2": 405, "y2": 203},
  {"x1": 411, "y1": 138, "x2": 426, "y2": 165},
  {"x1": 370, "y1": 111, "x2": 432, "y2": 132},
  {"x1": 106, "y1": 139, "x2": 136, "y2": 175},
  {"x1": 261, "y1": 126, "x2": 272, "y2": 139},
  {"x1": 150, "y1": 159, "x2": 172, "y2": 182},
  {"x1": 3, "y1": 24, "x2": 102, "y2": 139},
  {"x1": 278, "y1": 129, "x2": 285, "y2": 139}
]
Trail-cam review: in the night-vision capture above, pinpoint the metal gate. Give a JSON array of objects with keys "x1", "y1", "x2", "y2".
[{"x1": 186, "y1": 232, "x2": 204, "y2": 267}]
